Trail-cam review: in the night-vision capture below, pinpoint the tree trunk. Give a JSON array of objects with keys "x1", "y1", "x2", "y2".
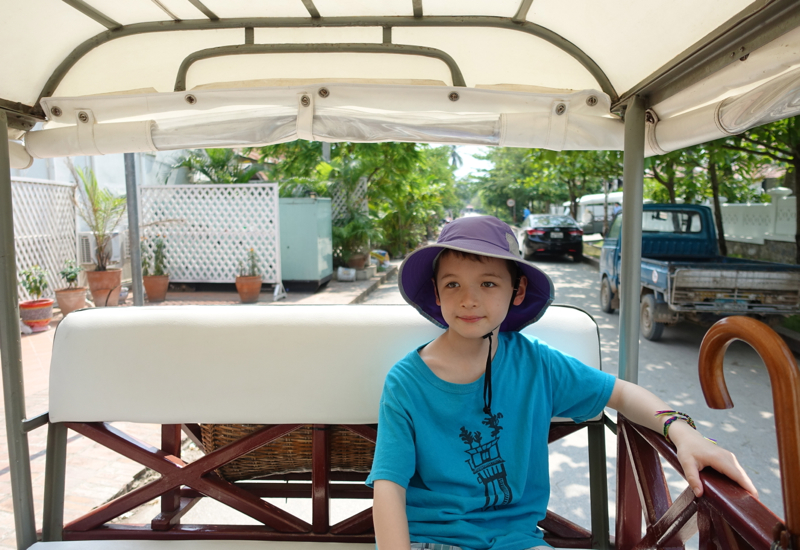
[{"x1": 708, "y1": 160, "x2": 727, "y2": 256}]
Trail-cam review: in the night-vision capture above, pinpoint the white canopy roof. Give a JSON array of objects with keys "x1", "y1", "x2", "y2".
[{"x1": 3, "y1": 0, "x2": 800, "y2": 163}]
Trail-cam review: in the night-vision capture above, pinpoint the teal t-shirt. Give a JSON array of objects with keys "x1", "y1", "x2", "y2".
[{"x1": 366, "y1": 331, "x2": 616, "y2": 550}]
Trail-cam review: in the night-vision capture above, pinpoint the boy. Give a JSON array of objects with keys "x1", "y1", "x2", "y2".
[{"x1": 367, "y1": 215, "x2": 757, "y2": 550}]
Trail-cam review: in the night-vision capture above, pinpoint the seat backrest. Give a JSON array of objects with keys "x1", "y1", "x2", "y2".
[{"x1": 49, "y1": 304, "x2": 600, "y2": 425}]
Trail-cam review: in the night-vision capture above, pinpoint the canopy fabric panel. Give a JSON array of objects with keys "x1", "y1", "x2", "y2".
[
  {"x1": 1, "y1": 0, "x2": 799, "y2": 155},
  {"x1": 23, "y1": 84, "x2": 623, "y2": 158}
]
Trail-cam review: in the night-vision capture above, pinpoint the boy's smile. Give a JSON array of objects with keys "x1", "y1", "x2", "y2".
[{"x1": 434, "y1": 253, "x2": 527, "y2": 340}]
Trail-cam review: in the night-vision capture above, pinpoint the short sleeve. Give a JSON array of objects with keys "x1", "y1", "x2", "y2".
[
  {"x1": 365, "y1": 385, "x2": 416, "y2": 489},
  {"x1": 545, "y1": 344, "x2": 616, "y2": 423}
]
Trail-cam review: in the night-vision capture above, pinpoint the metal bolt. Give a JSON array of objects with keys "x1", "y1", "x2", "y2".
[
  {"x1": 300, "y1": 95, "x2": 311, "y2": 107},
  {"x1": 586, "y1": 95, "x2": 598, "y2": 107},
  {"x1": 555, "y1": 103, "x2": 566, "y2": 116},
  {"x1": 50, "y1": 106, "x2": 62, "y2": 118},
  {"x1": 449, "y1": 92, "x2": 459, "y2": 102},
  {"x1": 318, "y1": 87, "x2": 329, "y2": 98},
  {"x1": 740, "y1": 46, "x2": 746, "y2": 53},
  {"x1": 77, "y1": 111, "x2": 89, "y2": 123},
  {"x1": 185, "y1": 94, "x2": 197, "y2": 105},
  {"x1": 645, "y1": 111, "x2": 656, "y2": 124},
  {"x1": 739, "y1": 53, "x2": 750, "y2": 62}
]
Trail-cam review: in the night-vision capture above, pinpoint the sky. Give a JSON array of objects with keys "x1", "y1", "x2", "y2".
[{"x1": 454, "y1": 145, "x2": 493, "y2": 180}]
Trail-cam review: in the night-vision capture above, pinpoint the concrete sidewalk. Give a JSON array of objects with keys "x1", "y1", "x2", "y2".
[{"x1": 0, "y1": 264, "x2": 397, "y2": 548}]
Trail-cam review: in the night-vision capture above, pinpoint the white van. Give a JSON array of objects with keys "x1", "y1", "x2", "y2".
[{"x1": 561, "y1": 191, "x2": 625, "y2": 235}]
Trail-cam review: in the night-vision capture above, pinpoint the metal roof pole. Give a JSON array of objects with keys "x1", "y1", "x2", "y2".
[
  {"x1": 125, "y1": 153, "x2": 143, "y2": 306},
  {"x1": 0, "y1": 112, "x2": 37, "y2": 549},
  {"x1": 618, "y1": 96, "x2": 646, "y2": 385}
]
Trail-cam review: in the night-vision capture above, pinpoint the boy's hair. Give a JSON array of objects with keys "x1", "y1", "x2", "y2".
[{"x1": 432, "y1": 249, "x2": 521, "y2": 286}]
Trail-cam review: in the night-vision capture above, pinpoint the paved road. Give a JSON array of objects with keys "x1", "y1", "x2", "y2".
[{"x1": 364, "y1": 259, "x2": 784, "y2": 534}]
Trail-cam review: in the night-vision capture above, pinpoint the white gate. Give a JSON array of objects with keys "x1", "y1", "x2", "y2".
[
  {"x1": 12, "y1": 177, "x2": 77, "y2": 301},
  {"x1": 139, "y1": 184, "x2": 282, "y2": 284}
]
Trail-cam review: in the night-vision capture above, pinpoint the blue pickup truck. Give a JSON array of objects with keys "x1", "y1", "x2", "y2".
[{"x1": 600, "y1": 203, "x2": 800, "y2": 340}]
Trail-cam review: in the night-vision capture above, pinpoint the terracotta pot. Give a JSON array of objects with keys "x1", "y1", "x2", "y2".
[
  {"x1": 235, "y1": 276, "x2": 263, "y2": 304},
  {"x1": 19, "y1": 298, "x2": 54, "y2": 332},
  {"x1": 143, "y1": 275, "x2": 170, "y2": 303},
  {"x1": 347, "y1": 253, "x2": 368, "y2": 270},
  {"x1": 86, "y1": 269, "x2": 122, "y2": 307},
  {"x1": 54, "y1": 287, "x2": 87, "y2": 316}
]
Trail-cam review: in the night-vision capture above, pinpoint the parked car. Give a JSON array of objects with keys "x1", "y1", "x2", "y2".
[{"x1": 518, "y1": 215, "x2": 583, "y2": 262}]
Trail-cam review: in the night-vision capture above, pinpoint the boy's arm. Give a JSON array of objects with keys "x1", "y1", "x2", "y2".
[
  {"x1": 373, "y1": 480, "x2": 411, "y2": 550},
  {"x1": 606, "y1": 379, "x2": 758, "y2": 499}
]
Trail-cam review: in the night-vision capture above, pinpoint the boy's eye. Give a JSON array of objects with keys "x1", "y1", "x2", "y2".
[
  {"x1": 482, "y1": 281, "x2": 497, "y2": 288},
  {"x1": 445, "y1": 282, "x2": 459, "y2": 288}
]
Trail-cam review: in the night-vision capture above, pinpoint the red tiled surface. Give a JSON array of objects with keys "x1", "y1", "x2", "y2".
[{"x1": 0, "y1": 271, "x2": 393, "y2": 547}]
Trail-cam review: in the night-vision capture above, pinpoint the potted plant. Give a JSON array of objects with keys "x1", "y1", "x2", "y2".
[
  {"x1": 19, "y1": 265, "x2": 54, "y2": 332},
  {"x1": 54, "y1": 260, "x2": 86, "y2": 316},
  {"x1": 332, "y1": 210, "x2": 383, "y2": 269},
  {"x1": 73, "y1": 167, "x2": 127, "y2": 307},
  {"x1": 142, "y1": 236, "x2": 170, "y2": 302},
  {"x1": 236, "y1": 248, "x2": 262, "y2": 303}
]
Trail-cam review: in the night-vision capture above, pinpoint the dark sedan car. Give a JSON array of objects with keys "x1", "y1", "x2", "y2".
[{"x1": 518, "y1": 215, "x2": 583, "y2": 262}]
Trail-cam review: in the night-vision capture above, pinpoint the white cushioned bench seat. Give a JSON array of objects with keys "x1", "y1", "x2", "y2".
[{"x1": 49, "y1": 304, "x2": 602, "y2": 425}]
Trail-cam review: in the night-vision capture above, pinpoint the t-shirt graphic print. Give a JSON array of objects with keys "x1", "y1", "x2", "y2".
[{"x1": 459, "y1": 411, "x2": 512, "y2": 510}]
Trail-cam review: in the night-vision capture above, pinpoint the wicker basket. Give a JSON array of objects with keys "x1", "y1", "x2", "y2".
[{"x1": 200, "y1": 424, "x2": 375, "y2": 482}]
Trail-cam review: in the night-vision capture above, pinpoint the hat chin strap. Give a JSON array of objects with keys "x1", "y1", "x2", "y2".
[{"x1": 482, "y1": 277, "x2": 521, "y2": 416}]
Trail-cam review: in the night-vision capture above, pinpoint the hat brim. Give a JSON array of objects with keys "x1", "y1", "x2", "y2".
[{"x1": 398, "y1": 241, "x2": 554, "y2": 332}]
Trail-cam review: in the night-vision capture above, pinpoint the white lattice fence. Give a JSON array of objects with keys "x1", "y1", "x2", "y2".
[
  {"x1": 12, "y1": 178, "x2": 77, "y2": 301},
  {"x1": 139, "y1": 184, "x2": 281, "y2": 284},
  {"x1": 331, "y1": 177, "x2": 368, "y2": 224}
]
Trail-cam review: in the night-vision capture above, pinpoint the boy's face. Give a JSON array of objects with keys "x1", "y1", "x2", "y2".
[{"x1": 434, "y1": 253, "x2": 527, "y2": 340}]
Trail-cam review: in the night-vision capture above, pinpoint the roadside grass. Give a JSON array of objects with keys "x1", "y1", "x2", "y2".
[
  {"x1": 584, "y1": 240, "x2": 602, "y2": 259},
  {"x1": 782, "y1": 314, "x2": 800, "y2": 333}
]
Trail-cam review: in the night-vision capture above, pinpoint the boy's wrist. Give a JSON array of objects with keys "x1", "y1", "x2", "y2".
[{"x1": 665, "y1": 419, "x2": 701, "y2": 446}]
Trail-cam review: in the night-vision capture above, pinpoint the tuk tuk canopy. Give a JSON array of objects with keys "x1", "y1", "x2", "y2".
[{"x1": 3, "y1": 0, "x2": 800, "y2": 166}]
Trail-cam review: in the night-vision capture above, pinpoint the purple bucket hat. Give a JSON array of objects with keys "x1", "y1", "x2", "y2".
[{"x1": 398, "y1": 215, "x2": 554, "y2": 332}]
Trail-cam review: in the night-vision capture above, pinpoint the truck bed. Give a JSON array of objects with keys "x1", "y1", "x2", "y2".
[{"x1": 643, "y1": 257, "x2": 800, "y2": 314}]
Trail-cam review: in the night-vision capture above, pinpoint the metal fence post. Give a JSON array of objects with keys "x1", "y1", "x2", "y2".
[
  {"x1": 0, "y1": 113, "x2": 38, "y2": 549},
  {"x1": 619, "y1": 96, "x2": 646, "y2": 385},
  {"x1": 125, "y1": 153, "x2": 144, "y2": 306}
]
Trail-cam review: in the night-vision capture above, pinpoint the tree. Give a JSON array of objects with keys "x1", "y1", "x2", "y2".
[
  {"x1": 473, "y1": 148, "x2": 621, "y2": 223},
  {"x1": 173, "y1": 148, "x2": 263, "y2": 183},
  {"x1": 257, "y1": 142, "x2": 463, "y2": 258}
]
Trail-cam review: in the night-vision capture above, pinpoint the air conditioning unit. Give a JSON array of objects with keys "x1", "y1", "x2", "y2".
[{"x1": 78, "y1": 231, "x2": 127, "y2": 265}]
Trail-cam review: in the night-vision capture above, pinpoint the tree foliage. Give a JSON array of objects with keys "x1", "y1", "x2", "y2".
[
  {"x1": 257, "y1": 142, "x2": 463, "y2": 258},
  {"x1": 173, "y1": 148, "x2": 263, "y2": 183},
  {"x1": 470, "y1": 148, "x2": 621, "y2": 223}
]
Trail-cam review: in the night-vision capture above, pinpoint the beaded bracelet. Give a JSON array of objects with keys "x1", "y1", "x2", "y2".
[{"x1": 655, "y1": 410, "x2": 716, "y2": 444}]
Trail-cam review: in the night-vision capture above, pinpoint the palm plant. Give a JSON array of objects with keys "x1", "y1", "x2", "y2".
[
  {"x1": 74, "y1": 168, "x2": 127, "y2": 271},
  {"x1": 173, "y1": 149, "x2": 263, "y2": 183}
]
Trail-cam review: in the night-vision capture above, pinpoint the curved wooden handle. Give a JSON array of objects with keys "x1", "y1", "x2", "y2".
[{"x1": 699, "y1": 316, "x2": 800, "y2": 540}]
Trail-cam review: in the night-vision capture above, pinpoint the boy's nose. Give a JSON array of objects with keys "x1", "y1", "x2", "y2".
[{"x1": 460, "y1": 286, "x2": 480, "y2": 307}]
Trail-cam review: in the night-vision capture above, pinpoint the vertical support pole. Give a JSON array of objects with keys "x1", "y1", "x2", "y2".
[
  {"x1": 125, "y1": 153, "x2": 144, "y2": 306},
  {"x1": 42, "y1": 422, "x2": 68, "y2": 541},
  {"x1": 0, "y1": 112, "x2": 37, "y2": 549},
  {"x1": 152, "y1": 424, "x2": 181, "y2": 530},
  {"x1": 587, "y1": 421, "x2": 610, "y2": 550},
  {"x1": 619, "y1": 96, "x2": 646, "y2": 385},
  {"x1": 311, "y1": 424, "x2": 330, "y2": 533}
]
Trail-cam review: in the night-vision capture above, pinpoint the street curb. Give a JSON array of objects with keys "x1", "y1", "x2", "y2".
[
  {"x1": 773, "y1": 325, "x2": 800, "y2": 355},
  {"x1": 350, "y1": 263, "x2": 399, "y2": 304},
  {"x1": 582, "y1": 254, "x2": 600, "y2": 270}
]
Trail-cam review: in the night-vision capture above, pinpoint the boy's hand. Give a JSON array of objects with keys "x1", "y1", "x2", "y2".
[
  {"x1": 607, "y1": 379, "x2": 759, "y2": 500},
  {"x1": 668, "y1": 421, "x2": 758, "y2": 499}
]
